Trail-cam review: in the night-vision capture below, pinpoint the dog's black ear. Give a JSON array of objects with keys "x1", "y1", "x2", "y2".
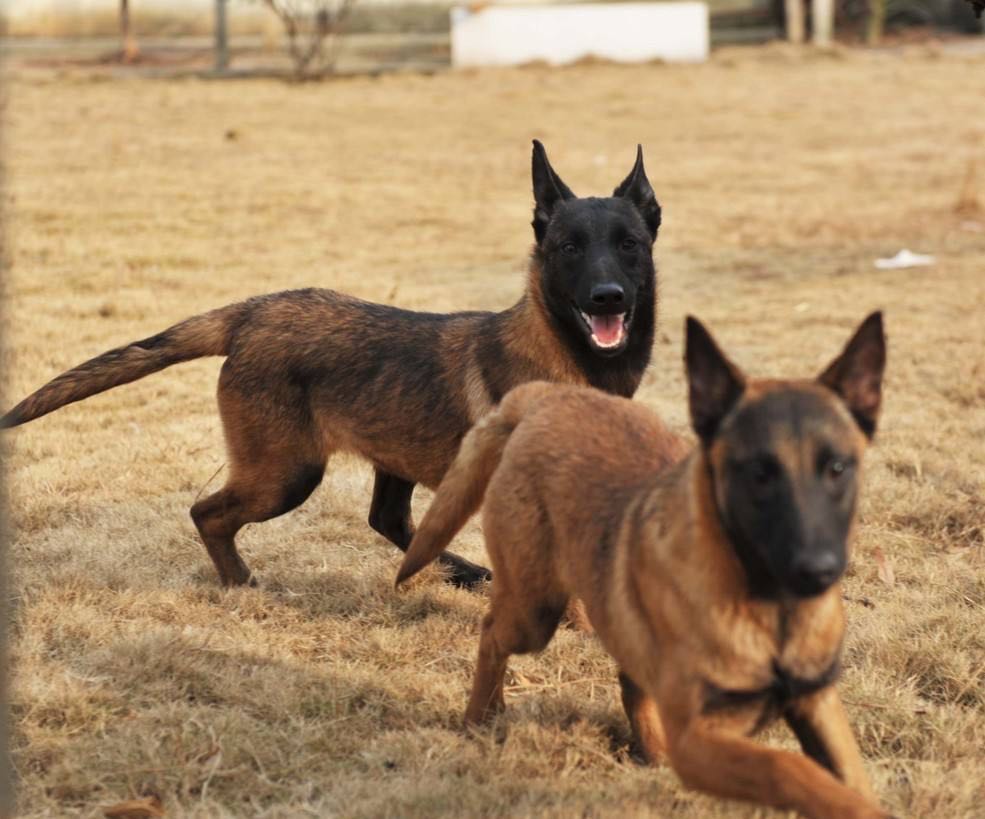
[
  {"x1": 613, "y1": 145, "x2": 661, "y2": 239},
  {"x1": 818, "y1": 311, "x2": 886, "y2": 439},
  {"x1": 532, "y1": 139, "x2": 576, "y2": 244},
  {"x1": 685, "y1": 316, "x2": 746, "y2": 445}
]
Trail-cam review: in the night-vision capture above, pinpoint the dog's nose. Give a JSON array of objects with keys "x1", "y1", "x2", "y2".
[
  {"x1": 788, "y1": 551, "x2": 843, "y2": 597},
  {"x1": 590, "y1": 283, "x2": 625, "y2": 307}
]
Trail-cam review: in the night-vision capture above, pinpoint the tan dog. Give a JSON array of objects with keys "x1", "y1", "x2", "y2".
[{"x1": 397, "y1": 313, "x2": 891, "y2": 819}]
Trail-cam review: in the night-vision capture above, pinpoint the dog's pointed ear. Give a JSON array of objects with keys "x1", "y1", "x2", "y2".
[
  {"x1": 817, "y1": 311, "x2": 886, "y2": 439},
  {"x1": 685, "y1": 316, "x2": 746, "y2": 445},
  {"x1": 532, "y1": 139, "x2": 575, "y2": 244},
  {"x1": 613, "y1": 145, "x2": 661, "y2": 239}
]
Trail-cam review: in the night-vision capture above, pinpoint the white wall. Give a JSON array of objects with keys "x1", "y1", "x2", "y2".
[{"x1": 451, "y1": 2, "x2": 709, "y2": 67}]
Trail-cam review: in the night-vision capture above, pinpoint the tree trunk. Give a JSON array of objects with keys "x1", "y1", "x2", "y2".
[
  {"x1": 215, "y1": 0, "x2": 229, "y2": 72},
  {"x1": 785, "y1": 0, "x2": 806, "y2": 43},
  {"x1": 812, "y1": 0, "x2": 834, "y2": 45},
  {"x1": 120, "y1": 0, "x2": 139, "y2": 62},
  {"x1": 866, "y1": 0, "x2": 885, "y2": 45}
]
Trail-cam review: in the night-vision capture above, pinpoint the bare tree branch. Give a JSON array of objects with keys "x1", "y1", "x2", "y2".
[{"x1": 261, "y1": 0, "x2": 357, "y2": 79}]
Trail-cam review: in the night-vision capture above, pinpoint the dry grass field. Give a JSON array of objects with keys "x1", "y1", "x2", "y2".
[{"x1": 3, "y1": 43, "x2": 985, "y2": 817}]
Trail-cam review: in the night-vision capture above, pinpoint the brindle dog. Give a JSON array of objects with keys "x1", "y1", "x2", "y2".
[{"x1": 2, "y1": 141, "x2": 661, "y2": 589}]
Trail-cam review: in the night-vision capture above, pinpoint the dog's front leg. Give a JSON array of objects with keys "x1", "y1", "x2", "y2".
[
  {"x1": 369, "y1": 469, "x2": 416, "y2": 547},
  {"x1": 666, "y1": 717, "x2": 891, "y2": 819},
  {"x1": 618, "y1": 673, "x2": 666, "y2": 763},
  {"x1": 784, "y1": 686, "x2": 876, "y2": 800},
  {"x1": 368, "y1": 468, "x2": 491, "y2": 588}
]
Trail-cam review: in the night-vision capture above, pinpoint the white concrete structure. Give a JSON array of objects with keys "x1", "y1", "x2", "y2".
[{"x1": 451, "y1": 2, "x2": 709, "y2": 67}]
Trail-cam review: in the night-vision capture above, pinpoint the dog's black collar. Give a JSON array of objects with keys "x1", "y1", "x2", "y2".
[{"x1": 702, "y1": 654, "x2": 842, "y2": 732}]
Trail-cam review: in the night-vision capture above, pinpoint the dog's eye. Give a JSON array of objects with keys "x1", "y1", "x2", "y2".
[
  {"x1": 560, "y1": 241, "x2": 579, "y2": 255},
  {"x1": 621, "y1": 237, "x2": 638, "y2": 251},
  {"x1": 742, "y1": 455, "x2": 782, "y2": 493},
  {"x1": 822, "y1": 455, "x2": 854, "y2": 484},
  {"x1": 745, "y1": 455, "x2": 781, "y2": 490}
]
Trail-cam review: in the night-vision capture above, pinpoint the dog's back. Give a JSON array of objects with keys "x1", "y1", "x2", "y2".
[
  {"x1": 486, "y1": 385, "x2": 687, "y2": 570},
  {"x1": 396, "y1": 382, "x2": 688, "y2": 587}
]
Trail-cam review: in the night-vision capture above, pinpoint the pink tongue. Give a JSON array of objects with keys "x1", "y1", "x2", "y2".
[{"x1": 589, "y1": 314, "x2": 624, "y2": 346}]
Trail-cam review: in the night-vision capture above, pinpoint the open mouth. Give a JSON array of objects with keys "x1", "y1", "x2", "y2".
[{"x1": 574, "y1": 306, "x2": 632, "y2": 354}]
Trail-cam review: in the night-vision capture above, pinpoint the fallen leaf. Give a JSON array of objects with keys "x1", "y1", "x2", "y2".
[
  {"x1": 873, "y1": 546, "x2": 895, "y2": 588},
  {"x1": 103, "y1": 795, "x2": 164, "y2": 819}
]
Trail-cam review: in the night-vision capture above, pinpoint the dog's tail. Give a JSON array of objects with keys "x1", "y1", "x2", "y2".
[
  {"x1": 1, "y1": 302, "x2": 247, "y2": 429},
  {"x1": 395, "y1": 383, "x2": 547, "y2": 586}
]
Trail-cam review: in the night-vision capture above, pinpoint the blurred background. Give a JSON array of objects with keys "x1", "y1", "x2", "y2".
[{"x1": 0, "y1": 0, "x2": 981, "y2": 77}]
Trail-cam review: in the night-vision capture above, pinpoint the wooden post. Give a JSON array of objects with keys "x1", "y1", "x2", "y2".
[
  {"x1": 812, "y1": 0, "x2": 834, "y2": 45},
  {"x1": 215, "y1": 0, "x2": 230, "y2": 73},
  {"x1": 120, "y1": 0, "x2": 139, "y2": 62},
  {"x1": 866, "y1": 0, "x2": 884, "y2": 45},
  {"x1": 785, "y1": 0, "x2": 806, "y2": 43}
]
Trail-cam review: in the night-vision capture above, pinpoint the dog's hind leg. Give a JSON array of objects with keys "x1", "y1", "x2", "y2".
[
  {"x1": 465, "y1": 477, "x2": 567, "y2": 724},
  {"x1": 191, "y1": 459, "x2": 325, "y2": 586},
  {"x1": 465, "y1": 589, "x2": 567, "y2": 726},
  {"x1": 619, "y1": 672, "x2": 667, "y2": 764},
  {"x1": 190, "y1": 383, "x2": 326, "y2": 587},
  {"x1": 464, "y1": 531, "x2": 567, "y2": 725},
  {"x1": 368, "y1": 468, "x2": 491, "y2": 588},
  {"x1": 465, "y1": 609, "x2": 511, "y2": 725},
  {"x1": 191, "y1": 486, "x2": 256, "y2": 586}
]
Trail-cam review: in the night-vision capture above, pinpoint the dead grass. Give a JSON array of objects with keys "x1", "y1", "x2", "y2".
[{"x1": 3, "y1": 45, "x2": 985, "y2": 817}]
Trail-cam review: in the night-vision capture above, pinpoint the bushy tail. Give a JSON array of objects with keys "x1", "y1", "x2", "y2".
[
  {"x1": 396, "y1": 405, "x2": 521, "y2": 587},
  {"x1": 1, "y1": 303, "x2": 246, "y2": 428}
]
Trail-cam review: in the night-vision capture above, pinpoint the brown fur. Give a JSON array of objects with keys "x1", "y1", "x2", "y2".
[
  {"x1": 397, "y1": 314, "x2": 892, "y2": 818},
  {"x1": 2, "y1": 142, "x2": 661, "y2": 589},
  {"x1": 3, "y1": 287, "x2": 634, "y2": 586}
]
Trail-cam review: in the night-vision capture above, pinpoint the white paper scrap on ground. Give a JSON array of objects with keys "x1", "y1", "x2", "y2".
[
  {"x1": 450, "y1": 3, "x2": 710, "y2": 68},
  {"x1": 874, "y1": 249, "x2": 936, "y2": 270}
]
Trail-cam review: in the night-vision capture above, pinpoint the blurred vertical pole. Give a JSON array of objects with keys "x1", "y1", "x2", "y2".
[
  {"x1": 0, "y1": 473, "x2": 10, "y2": 819},
  {"x1": 120, "y1": 0, "x2": 139, "y2": 62},
  {"x1": 0, "y1": 54, "x2": 12, "y2": 819},
  {"x1": 215, "y1": 0, "x2": 230, "y2": 74},
  {"x1": 866, "y1": 0, "x2": 884, "y2": 44},
  {"x1": 812, "y1": 0, "x2": 834, "y2": 44},
  {"x1": 785, "y1": 0, "x2": 806, "y2": 43}
]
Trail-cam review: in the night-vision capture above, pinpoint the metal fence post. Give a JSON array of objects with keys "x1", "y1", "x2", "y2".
[{"x1": 215, "y1": 0, "x2": 230, "y2": 73}]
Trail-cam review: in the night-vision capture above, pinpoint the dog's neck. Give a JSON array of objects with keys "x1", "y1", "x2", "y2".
[
  {"x1": 497, "y1": 293, "x2": 587, "y2": 388},
  {"x1": 498, "y1": 257, "x2": 653, "y2": 399}
]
